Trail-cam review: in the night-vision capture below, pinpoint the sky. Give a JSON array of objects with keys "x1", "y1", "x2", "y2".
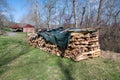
[
  {"x1": 7, "y1": 0, "x2": 46, "y2": 23},
  {"x1": 7, "y1": 0, "x2": 28, "y2": 22}
]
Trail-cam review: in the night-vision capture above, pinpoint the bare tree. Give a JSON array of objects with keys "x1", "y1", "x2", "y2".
[
  {"x1": 45, "y1": 0, "x2": 58, "y2": 30},
  {"x1": 80, "y1": 7, "x2": 85, "y2": 26},
  {"x1": 34, "y1": 0, "x2": 41, "y2": 29},
  {"x1": 87, "y1": 0, "x2": 90, "y2": 22},
  {"x1": 97, "y1": 0, "x2": 104, "y2": 24},
  {"x1": 72, "y1": 0, "x2": 78, "y2": 28},
  {"x1": 114, "y1": 10, "x2": 120, "y2": 24},
  {"x1": 56, "y1": 0, "x2": 67, "y2": 26},
  {"x1": 25, "y1": 0, "x2": 41, "y2": 30},
  {"x1": 0, "y1": 0, "x2": 12, "y2": 29}
]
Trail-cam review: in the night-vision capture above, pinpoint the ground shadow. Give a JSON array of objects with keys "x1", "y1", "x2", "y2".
[
  {"x1": 0, "y1": 41, "x2": 31, "y2": 75},
  {"x1": 57, "y1": 58, "x2": 75, "y2": 80}
]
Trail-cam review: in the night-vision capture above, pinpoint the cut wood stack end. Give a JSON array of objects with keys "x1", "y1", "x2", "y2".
[
  {"x1": 28, "y1": 29, "x2": 101, "y2": 61},
  {"x1": 66, "y1": 31, "x2": 101, "y2": 61}
]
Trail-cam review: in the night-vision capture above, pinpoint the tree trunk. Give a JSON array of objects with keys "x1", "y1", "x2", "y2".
[
  {"x1": 80, "y1": 7, "x2": 85, "y2": 27},
  {"x1": 73, "y1": 0, "x2": 77, "y2": 28},
  {"x1": 114, "y1": 10, "x2": 120, "y2": 24},
  {"x1": 33, "y1": 0, "x2": 41, "y2": 30},
  {"x1": 47, "y1": 8, "x2": 51, "y2": 30},
  {"x1": 97, "y1": 0, "x2": 103, "y2": 24}
]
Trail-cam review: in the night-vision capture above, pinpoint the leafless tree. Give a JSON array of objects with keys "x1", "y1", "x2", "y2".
[
  {"x1": 19, "y1": 0, "x2": 120, "y2": 52},
  {"x1": 97, "y1": 0, "x2": 104, "y2": 24},
  {"x1": 34, "y1": 0, "x2": 41, "y2": 29},
  {"x1": 24, "y1": 0, "x2": 41, "y2": 30},
  {"x1": 44, "y1": 0, "x2": 58, "y2": 30},
  {"x1": 72, "y1": 0, "x2": 78, "y2": 28},
  {"x1": 0, "y1": 0, "x2": 12, "y2": 29},
  {"x1": 80, "y1": 7, "x2": 85, "y2": 27},
  {"x1": 54, "y1": 0, "x2": 67, "y2": 27}
]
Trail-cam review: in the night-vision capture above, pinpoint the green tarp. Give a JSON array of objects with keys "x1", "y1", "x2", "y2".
[
  {"x1": 37, "y1": 27, "x2": 98, "y2": 50},
  {"x1": 37, "y1": 27, "x2": 71, "y2": 50}
]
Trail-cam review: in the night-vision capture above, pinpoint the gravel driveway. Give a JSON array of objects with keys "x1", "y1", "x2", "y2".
[{"x1": 7, "y1": 32, "x2": 17, "y2": 36}]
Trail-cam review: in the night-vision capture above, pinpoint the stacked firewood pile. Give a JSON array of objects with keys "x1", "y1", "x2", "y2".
[
  {"x1": 28, "y1": 33, "x2": 62, "y2": 56},
  {"x1": 64, "y1": 31, "x2": 101, "y2": 61},
  {"x1": 28, "y1": 28, "x2": 101, "y2": 61}
]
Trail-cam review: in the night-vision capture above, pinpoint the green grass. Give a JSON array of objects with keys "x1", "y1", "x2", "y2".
[
  {"x1": 0, "y1": 32, "x2": 120, "y2": 80},
  {"x1": 2, "y1": 28, "x2": 12, "y2": 31}
]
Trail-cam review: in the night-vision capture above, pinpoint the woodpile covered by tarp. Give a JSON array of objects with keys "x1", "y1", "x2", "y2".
[{"x1": 28, "y1": 27, "x2": 101, "y2": 61}]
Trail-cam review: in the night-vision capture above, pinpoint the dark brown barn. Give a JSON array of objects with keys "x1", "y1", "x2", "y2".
[
  {"x1": 23, "y1": 24, "x2": 35, "y2": 33},
  {"x1": 11, "y1": 24, "x2": 22, "y2": 31},
  {"x1": 11, "y1": 24, "x2": 20, "y2": 29}
]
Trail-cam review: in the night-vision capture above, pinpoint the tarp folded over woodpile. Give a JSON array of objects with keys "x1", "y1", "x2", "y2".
[
  {"x1": 28, "y1": 27, "x2": 101, "y2": 61},
  {"x1": 37, "y1": 27, "x2": 98, "y2": 50},
  {"x1": 37, "y1": 27, "x2": 71, "y2": 50}
]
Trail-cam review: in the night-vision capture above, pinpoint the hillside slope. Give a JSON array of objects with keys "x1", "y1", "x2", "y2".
[{"x1": 0, "y1": 32, "x2": 120, "y2": 80}]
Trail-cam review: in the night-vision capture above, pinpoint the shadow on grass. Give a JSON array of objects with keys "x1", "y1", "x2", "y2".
[
  {"x1": 0, "y1": 40, "x2": 32, "y2": 75},
  {"x1": 57, "y1": 58, "x2": 75, "y2": 80}
]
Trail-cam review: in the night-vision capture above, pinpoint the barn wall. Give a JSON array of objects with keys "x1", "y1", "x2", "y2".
[{"x1": 23, "y1": 28, "x2": 35, "y2": 33}]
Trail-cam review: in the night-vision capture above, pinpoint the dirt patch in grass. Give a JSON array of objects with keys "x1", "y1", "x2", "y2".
[
  {"x1": 7, "y1": 32, "x2": 17, "y2": 36},
  {"x1": 101, "y1": 51, "x2": 120, "y2": 61}
]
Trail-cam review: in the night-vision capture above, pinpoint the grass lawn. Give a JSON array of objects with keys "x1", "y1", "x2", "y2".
[{"x1": 0, "y1": 32, "x2": 120, "y2": 80}]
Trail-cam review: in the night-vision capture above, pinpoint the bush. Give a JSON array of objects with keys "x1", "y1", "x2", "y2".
[{"x1": 99, "y1": 24, "x2": 120, "y2": 53}]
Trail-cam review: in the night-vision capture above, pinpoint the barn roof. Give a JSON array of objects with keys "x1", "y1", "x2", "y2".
[
  {"x1": 11, "y1": 24, "x2": 21, "y2": 29},
  {"x1": 24, "y1": 24, "x2": 34, "y2": 28}
]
